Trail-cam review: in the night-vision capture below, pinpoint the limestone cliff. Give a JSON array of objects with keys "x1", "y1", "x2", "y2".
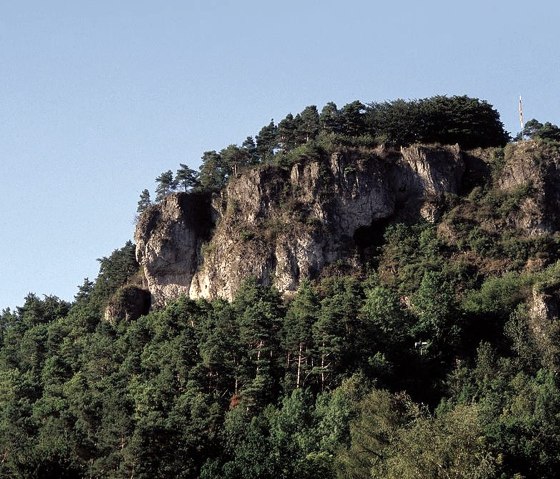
[
  {"x1": 529, "y1": 283, "x2": 560, "y2": 370},
  {"x1": 497, "y1": 141, "x2": 560, "y2": 234},
  {"x1": 135, "y1": 144, "x2": 464, "y2": 306},
  {"x1": 135, "y1": 192, "x2": 214, "y2": 306}
]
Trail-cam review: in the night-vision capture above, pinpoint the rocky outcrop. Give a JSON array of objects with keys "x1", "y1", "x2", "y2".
[
  {"x1": 395, "y1": 144, "x2": 464, "y2": 221},
  {"x1": 104, "y1": 286, "x2": 151, "y2": 324},
  {"x1": 135, "y1": 145, "x2": 464, "y2": 306},
  {"x1": 528, "y1": 283, "x2": 560, "y2": 370},
  {"x1": 135, "y1": 192, "x2": 214, "y2": 306},
  {"x1": 530, "y1": 285, "x2": 559, "y2": 326},
  {"x1": 497, "y1": 141, "x2": 560, "y2": 234}
]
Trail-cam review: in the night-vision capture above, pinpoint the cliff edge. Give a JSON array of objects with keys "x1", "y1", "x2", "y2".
[{"x1": 135, "y1": 144, "x2": 464, "y2": 306}]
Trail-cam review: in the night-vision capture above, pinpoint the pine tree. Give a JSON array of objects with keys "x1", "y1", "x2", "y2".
[
  {"x1": 241, "y1": 136, "x2": 259, "y2": 165},
  {"x1": 256, "y1": 120, "x2": 278, "y2": 162},
  {"x1": 278, "y1": 113, "x2": 297, "y2": 151},
  {"x1": 296, "y1": 105, "x2": 320, "y2": 143},
  {"x1": 319, "y1": 102, "x2": 341, "y2": 134},
  {"x1": 339, "y1": 101, "x2": 366, "y2": 136},
  {"x1": 282, "y1": 280, "x2": 319, "y2": 390},
  {"x1": 137, "y1": 189, "x2": 152, "y2": 215},
  {"x1": 198, "y1": 151, "x2": 226, "y2": 191},
  {"x1": 155, "y1": 170, "x2": 176, "y2": 202},
  {"x1": 175, "y1": 164, "x2": 200, "y2": 191}
]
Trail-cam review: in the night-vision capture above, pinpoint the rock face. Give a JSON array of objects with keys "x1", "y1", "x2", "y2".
[
  {"x1": 497, "y1": 141, "x2": 560, "y2": 234},
  {"x1": 529, "y1": 284, "x2": 560, "y2": 370},
  {"x1": 530, "y1": 285, "x2": 560, "y2": 326},
  {"x1": 104, "y1": 286, "x2": 151, "y2": 324},
  {"x1": 135, "y1": 145, "x2": 464, "y2": 306},
  {"x1": 135, "y1": 192, "x2": 214, "y2": 306}
]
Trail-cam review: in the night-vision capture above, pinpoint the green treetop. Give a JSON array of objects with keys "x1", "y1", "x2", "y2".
[{"x1": 155, "y1": 170, "x2": 177, "y2": 202}]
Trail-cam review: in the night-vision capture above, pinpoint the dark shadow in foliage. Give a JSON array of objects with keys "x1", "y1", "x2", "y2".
[
  {"x1": 233, "y1": 278, "x2": 285, "y2": 410},
  {"x1": 460, "y1": 151, "x2": 492, "y2": 195},
  {"x1": 104, "y1": 285, "x2": 151, "y2": 324},
  {"x1": 461, "y1": 272, "x2": 534, "y2": 356},
  {"x1": 352, "y1": 216, "x2": 393, "y2": 261},
  {"x1": 32, "y1": 457, "x2": 85, "y2": 479}
]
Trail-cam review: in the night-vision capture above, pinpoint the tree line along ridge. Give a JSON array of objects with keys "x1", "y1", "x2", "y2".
[{"x1": 137, "y1": 95, "x2": 526, "y2": 213}]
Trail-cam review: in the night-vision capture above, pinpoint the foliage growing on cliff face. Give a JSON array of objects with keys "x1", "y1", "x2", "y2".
[
  {"x1": 3, "y1": 220, "x2": 560, "y2": 477},
  {"x1": 136, "y1": 189, "x2": 152, "y2": 215},
  {"x1": 141, "y1": 95, "x2": 510, "y2": 201},
  {"x1": 4, "y1": 105, "x2": 560, "y2": 478},
  {"x1": 154, "y1": 170, "x2": 177, "y2": 202}
]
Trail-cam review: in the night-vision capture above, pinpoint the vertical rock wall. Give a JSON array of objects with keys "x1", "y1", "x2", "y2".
[
  {"x1": 135, "y1": 192, "x2": 213, "y2": 306},
  {"x1": 135, "y1": 145, "x2": 464, "y2": 306}
]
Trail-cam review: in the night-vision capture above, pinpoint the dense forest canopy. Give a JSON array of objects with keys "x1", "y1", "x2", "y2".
[{"x1": 3, "y1": 96, "x2": 560, "y2": 478}]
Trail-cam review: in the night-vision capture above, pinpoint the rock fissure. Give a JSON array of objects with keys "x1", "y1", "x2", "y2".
[{"x1": 136, "y1": 145, "x2": 467, "y2": 306}]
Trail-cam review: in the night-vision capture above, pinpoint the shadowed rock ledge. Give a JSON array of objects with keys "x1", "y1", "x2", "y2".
[{"x1": 135, "y1": 145, "x2": 464, "y2": 306}]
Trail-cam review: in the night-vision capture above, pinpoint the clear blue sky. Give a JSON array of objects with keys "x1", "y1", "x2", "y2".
[{"x1": 1, "y1": 0, "x2": 558, "y2": 310}]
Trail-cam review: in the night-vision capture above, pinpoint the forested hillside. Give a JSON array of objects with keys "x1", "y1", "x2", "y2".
[{"x1": 2, "y1": 97, "x2": 560, "y2": 478}]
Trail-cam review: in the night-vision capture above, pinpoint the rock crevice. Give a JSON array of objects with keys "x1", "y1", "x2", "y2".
[{"x1": 135, "y1": 145, "x2": 464, "y2": 306}]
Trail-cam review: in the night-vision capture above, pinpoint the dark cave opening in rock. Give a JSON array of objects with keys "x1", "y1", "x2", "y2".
[{"x1": 353, "y1": 217, "x2": 392, "y2": 258}]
